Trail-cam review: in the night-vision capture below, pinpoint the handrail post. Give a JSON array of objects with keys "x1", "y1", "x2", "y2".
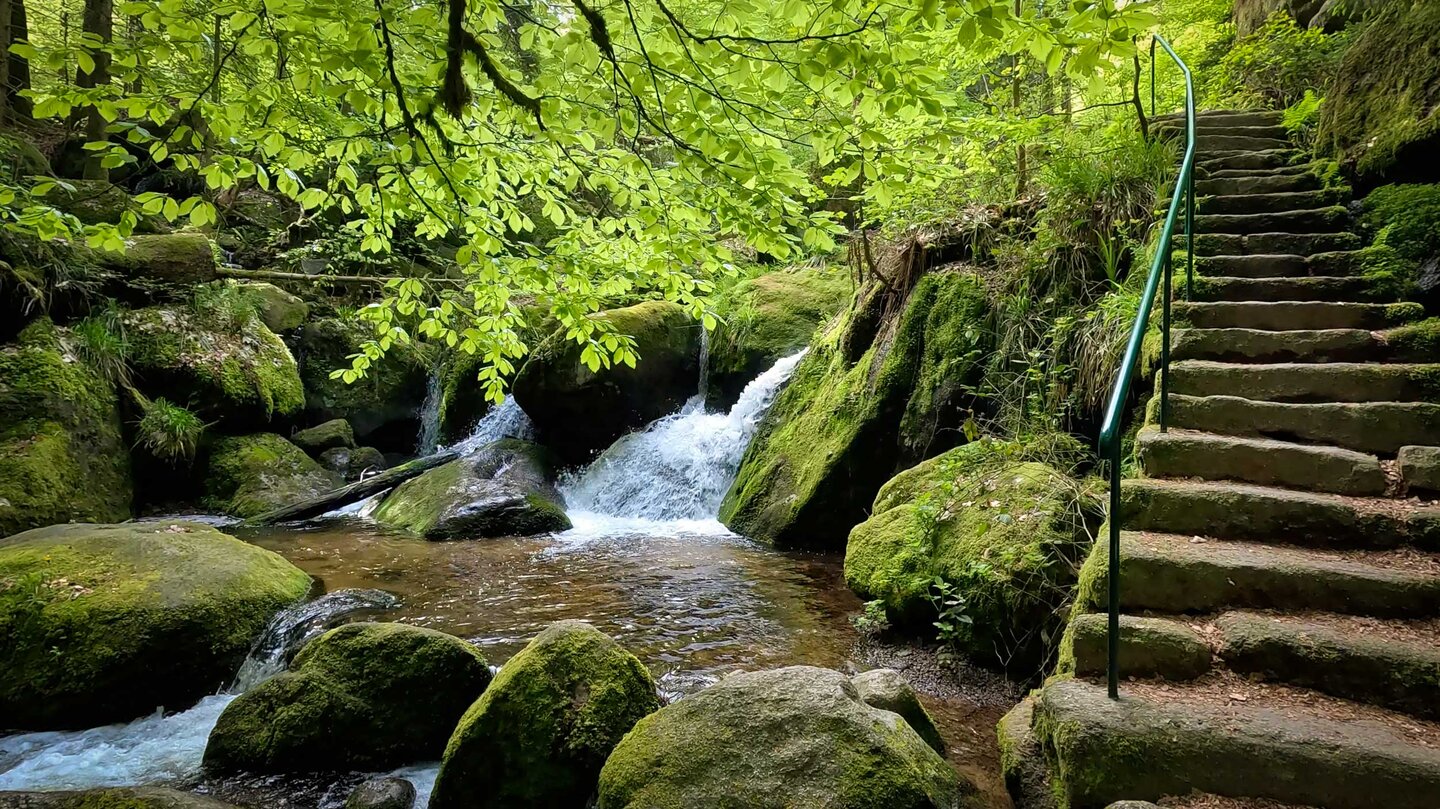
[{"x1": 1106, "y1": 438, "x2": 1121, "y2": 700}]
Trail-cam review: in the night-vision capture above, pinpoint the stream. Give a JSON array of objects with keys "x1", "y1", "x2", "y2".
[{"x1": 0, "y1": 351, "x2": 1011, "y2": 808}]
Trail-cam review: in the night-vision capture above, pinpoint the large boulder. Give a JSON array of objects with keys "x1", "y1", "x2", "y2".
[
  {"x1": 293, "y1": 318, "x2": 430, "y2": 449},
  {"x1": 1233, "y1": 0, "x2": 1325, "y2": 34},
  {"x1": 0, "y1": 318, "x2": 131, "y2": 537},
  {"x1": 851, "y1": 668, "x2": 945, "y2": 754},
  {"x1": 238, "y1": 282, "x2": 309, "y2": 333},
  {"x1": 596, "y1": 666, "x2": 976, "y2": 809},
  {"x1": 0, "y1": 521, "x2": 311, "y2": 730},
  {"x1": 513, "y1": 301, "x2": 702, "y2": 464},
  {"x1": 844, "y1": 438, "x2": 1098, "y2": 673},
  {"x1": 1316, "y1": 1, "x2": 1440, "y2": 187},
  {"x1": 320, "y1": 445, "x2": 387, "y2": 480},
  {"x1": 123, "y1": 303, "x2": 304, "y2": 426},
  {"x1": 203, "y1": 433, "x2": 342, "y2": 518},
  {"x1": 373, "y1": 439, "x2": 570, "y2": 539},
  {"x1": 707, "y1": 265, "x2": 851, "y2": 406},
  {"x1": 291, "y1": 418, "x2": 355, "y2": 454},
  {"x1": 100, "y1": 234, "x2": 217, "y2": 302},
  {"x1": 0, "y1": 788, "x2": 239, "y2": 808},
  {"x1": 720, "y1": 272, "x2": 991, "y2": 549},
  {"x1": 204, "y1": 622, "x2": 492, "y2": 773},
  {"x1": 429, "y1": 621, "x2": 660, "y2": 809}
]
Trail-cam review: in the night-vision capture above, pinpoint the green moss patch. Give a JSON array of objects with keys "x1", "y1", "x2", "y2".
[{"x1": 203, "y1": 433, "x2": 341, "y2": 518}]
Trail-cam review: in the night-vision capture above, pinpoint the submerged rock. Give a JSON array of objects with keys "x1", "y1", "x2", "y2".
[
  {"x1": 513, "y1": 301, "x2": 702, "y2": 464},
  {"x1": 720, "y1": 272, "x2": 991, "y2": 549},
  {"x1": 123, "y1": 303, "x2": 304, "y2": 425},
  {"x1": 708, "y1": 265, "x2": 851, "y2": 406},
  {"x1": 293, "y1": 318, "x2": 429, "y2": 446},
  {"x1": 345, "y1": 778, "x2": 416, "y2": 809},
  {"x1": 0, "y1": 318, "x2": 132, "y2": 537},
  {"x1": 203, "y1": 433, "x2": 342, "y2": 518},
  {"x1": 373, "y1": 439, "x2": 570, "y2": 539},
  {"x1": 0, "y1": 522, "x2": 311, "y2": 730},
  {"x1": 292, "y1": 418, "x2": 356, "y2": 454},
  {"x1": 0, "y1": 787, "x2": 239, "y2": 808},
  {"x1": 430, "y1": 621, "x2": 660, "y2": 809},
  {"x1": 596, "y1": 666, "x2": 976, "y2": 809},
  {"x1": 844, "y1": 438, "x2": 1099, "y2": 672},
  {"x1": 205, "y1": 622, "x2": 492, "y2": 773}
]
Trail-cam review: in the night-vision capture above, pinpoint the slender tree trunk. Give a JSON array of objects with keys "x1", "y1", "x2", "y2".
[
  {"x1": 1012, "y1": 0, "x2": 1027, "y2": 196},
  {"x1": 79, "y1": 0, "x2": 113, "y2": 180},
  {"x1": 211, "y1": 15, "x2": 221, "y2": 103},
  {"x1": 1131, "y1": 50, "x2": 1149, "y2": 141},
  {"x1": 0, "y1": 0, "x2": 12, "y2": 124},
  {"x1": 9, "y1": 0, "x2": 31, "y2": 120},
  {"x1": 127, "y1": 13, "x2": 141, "y2": 93}
]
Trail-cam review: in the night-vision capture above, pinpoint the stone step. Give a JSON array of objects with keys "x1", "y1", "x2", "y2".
[
  {"x1": 1192, "y1": 252, "x2": 1360, "y2": 279},
  {"x1": 1194, "y1": 231, "x2": 1360, "y2": 256},
  {"x1": 1155, "y1": 109, "x2": 1283, "y2": 128},
  {"x1": 1195, "y1": 134, "x2": 1293, "y2": 152},
  {"x1": 1137, "y1": 428, "x2": 1387, "y2": 496},
  {"x1": 1195, "y1": 173, "x2": 1321, "y2": 196},
  {"x1": 1118, "y1": 478, "x2": 1438, "y2": 550},
  {"x1": 1203, "y1": 164, "x2": 1315, "y2": 181},
  {"x1": 1217, "y1": 611, "x2": 1440, "y2": 721},
  {"x1": 1401, "y1": 446, "x2": 1440, "y2": 496},
  {"x1": 1174, "y1": 301, "x2": 1422, "y2": 330},
  {"x1": 1194, "y1": 207, "x2": 1350, "y2": 235},
  {"x1": 1168, "y1": 360, "x2": 1440, "y2": 403},
  {"x1": 1196, "y1": 190, "x2": 1346, "y2": 215},
  {"x1": 1194, "y1": 275, "x2": 1380, "y2": 302},
  {"x1": 1063, "y1": 612, "x2": 1212, "y2": 680},
  {"x1": 1160, "y1": 124, "x2": 1291, "y2": 143},
  {"x1": 1015, "y1": 678, "x2": 1440, "y2": 809},
  {"x1": 1165, "y1": 393, "x2": 1440, "y2": 455},
  {"x1": 1171, "y1": 328, "x2": 1385, "y2": 364},
  {"x1": 1198, "y1": 149, "x2": 1302, "y2": 173},
  {"x1": 1081, "y1": 531, "x2": 1440, "y2": 616}
]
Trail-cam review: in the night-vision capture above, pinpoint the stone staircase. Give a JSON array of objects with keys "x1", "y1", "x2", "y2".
[{"x1": 1001, "y1": 110, "x2": 1440, "y2": 809}]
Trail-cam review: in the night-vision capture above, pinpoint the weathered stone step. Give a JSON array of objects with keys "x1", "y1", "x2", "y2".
[
  {"x1": 1137, "y1": 428, "x2": 1386, "y2": 496},
  {"x1": 1198, "y1": 149, "x2": 1301, "y2": 173},
  {"x1": 1194, "y1": 231, "x2": 1360, "y2": 256},
  {"x1": 1192, "y1": 252, "x2": 1360, "y2": 279},
  {"x1": 1063, "y1": 612, "x2": 1212, "y2": 680},
  {"x1": 1194, "y1": 275, "x2": 1381, "y2": 302},
  {"x1": 1194, "y1": 207, "x2": 1349, "y2": 235},
  {"x1": 1169, "y1": 360, "x2": 1440, "y2": 403},
  {"x1": 1194, "y1": 134, "x2": 1293, "y2": 152},
  {"x1": 1174, "y1": 301, "x2": 1422, "y2": 330},
  {"x1": 1119, "y1": 478, "x2": 1438, "y2": 550},
  {"x1": 1155, "y1": 109, "x2": 1283, "y2": 128},
  {"x1": 1217, "y1": 611, "x2": 1440, "y2": 720},
  {"x1": 1170, "y1": 327, "x2": 1424, "y2": 364},
  {"x1": 1204, "y1": 163, "x2": 1315, "y2": 180},
  {"x1": 1014, "y1": 678, "x2": 1440, "y2": 809},
  {"x1": 1165, "y1": 393, "x2": 1440, "y2": 455},
  {"x1": 1196, "y1": 190, "x2": 1346, "y2": 215},
  {"x1": 1195, "y1": 173, "x2": 1321, "y2": 196},
  {"x1": 1081, "y1": 531, "x2": 1440, "y2": 616}
]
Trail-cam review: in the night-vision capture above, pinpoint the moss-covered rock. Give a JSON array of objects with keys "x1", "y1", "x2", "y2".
[
  {"x1": 123, "y1": 304, "x2": 304, "y2": 425},
  {"x1": 293, "y1": 318, "x2": 429, "y2": 446},
  {"x1": 99, "y1": 234, "x2": 218, "y2": 304},
  {"x1": 238, "y1": 282, "x2": 309, "y2": 333},
  {"x1": 707, "y1": 265, "x2": 852, "y2": 405},
  {"x1": 430, "y1": 621, "x2": 660, "y2": 809},
  {"x1": 319, "y1": 445, "x2": 387, "y2": 480},
  {"x1": 292, "y1": 418, "x2": 355, "y2": 454},
  {"x1": 843, "y1": 438, "x2": 1098, "y2": 672},
  {"x1": 596, "y1": 666, "x2": 977, "y2": 809},
  {"x1": 373, "y1": 439, "x2": 570, "y2": 538},
  {"x1": 0, "y1": 318, "x2": 131, "y2": 537},
  {"x1": 719, "y1": 271, "x2": 991, "y2": 549},
  {"x1": 0, "y1": 787, "x2": 240, "y2": 808},
  {"x1": 0, "y1": 521, "x2": 311, "y2": 730},
  {"x1": 851, "y1": 668, "x2": 945, "y2": 754},
  {"x1": 50, "y1": 180, "x2": 166, "y2": 234},
  {"x1": 204, "y1": 433, "x2": 342, "y2": 518},
  {"x1": 513, "y1": 301, "x2": 702, "y2": 464},
  {"x1": 1316, "y1": 1, "x2": 1440, "y2": 186},
  {"x1": 204, "y1": 622, "x2": 492, "y2": 773}
]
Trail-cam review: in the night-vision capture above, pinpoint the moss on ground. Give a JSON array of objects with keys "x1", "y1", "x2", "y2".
[
  {"x1": 0, "y1": 521, "x2": 310, "y2": 730},
  {"x1": 1386, "y1": 318, "x2": 1440, "y2": 361},
  {"x1": 203, "y1": 433, "x2": 341, "y2": 518}
]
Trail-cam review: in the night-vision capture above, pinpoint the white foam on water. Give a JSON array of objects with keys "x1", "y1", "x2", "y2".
[
  {"x1": 442, "y1": 397, "x2": 535, "y2": 457},
  {"x1": 385, "y1": 762, "x2": 439, "y2": 807}
]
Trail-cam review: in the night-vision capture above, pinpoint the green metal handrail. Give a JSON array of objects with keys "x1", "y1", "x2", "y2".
[{"x1": 1095, "y1": 34, "x2": 1195, "y2": 700}]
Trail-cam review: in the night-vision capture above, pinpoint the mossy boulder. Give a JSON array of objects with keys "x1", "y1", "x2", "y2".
[
  {"x1": 292, "y1": 418, "x2": 355, "y2": 454},
  {"x1": 429, "y1": 621, "x2": 660, "y2": 809},
  {"x1": 0, "y1": 521, "x2": 311, "y2": 730},
  {"x1": 319, "y1": 445, "x2": 387, "y2": 480},
  {"x1": 0, "y1": 787, "x2": 240, "y2": 808},
  {"x1": 238, "y1": 282, "x2": 309, "y2": 333},
  {"x1": 50, "y1": 180, "x2": 166, "y2": 234},
  {"x1": 513, "y1": 301, "x2": 702, "y2": 464},
  {"x1": 708, "y1": 265, "x2": 851, "y2": 405},
  {"x1": 596, "y1": 666, "x2": 977, "y2": 809},
  {"x1": 204, "y1": 622, "x2": 492, "y2": 773},
  {"x1": 294, "y1": 318, "x2": 429, "y2": 447},
  {"x1": 0, "y1": 318, "x2": 131, "y2": 537},
  {"x1": 123, "y1": 304, "x2": 304, "y2": 426},
  {"x1": 100, "y1": 234, "x2": 219, "y2": 303},
  {"x1": 844, "y1": 438, "x2": 1098, "y2": 672},
  {"x1": 720, "y1": 271, "x2": 991, "y2": 549},
  {"x1": 851, "y1": 668, "x2": 945, "y2": 753},
  {"x1": 373, "y1": 439, "x2": 570, "y2": 538},
  {"x1": 1316, "y1": 0, "x2": 1440, "y2": 186},
  {"x1": 203, "y1": 433, "x2": 342, "y2": 518}
]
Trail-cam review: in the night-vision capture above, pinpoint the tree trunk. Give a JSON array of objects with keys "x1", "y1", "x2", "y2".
[
  {"x1": 79, "y1": 0, "x2": 113, "y2": 181},
  {"x1": 0, "y1": 0, "x2": 12, "y2": 124},
  {"x1": 9, "y1": 0, "x2": 31, "y2": 121},
  {"x1": 247, "y1": 451, "x2": 460, "y2": 525}
]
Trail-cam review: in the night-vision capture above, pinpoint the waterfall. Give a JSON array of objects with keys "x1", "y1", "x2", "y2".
[
  {"x1": 443, "y1": 397, "x2": 534, "y2": 456},
  {"x1": 416, "y1": 367, "x2": 444, "y2": 456},
  {"x1": 231, "y1": 589, "x2": 401, "y2": 691},
  {"x1": 695, "y1": 325, "x2": 710, "y2": 407},
  {"x1": 559, "y1": 350, "x2": 805, "y2": 522}
]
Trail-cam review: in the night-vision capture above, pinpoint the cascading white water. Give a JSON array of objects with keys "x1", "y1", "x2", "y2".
[
  {"x1": 442, "y1": 396, "x2": 534, "y2": 457},
  {"x1": 559, "y1": 350, "x2": 806, "y2": 524},
  {"x1": 231, "y1": 589, "x2": 400, "y2": 691},
  {"x1": 416, "y1": 367, "x2": 444, "y2": 456}
]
